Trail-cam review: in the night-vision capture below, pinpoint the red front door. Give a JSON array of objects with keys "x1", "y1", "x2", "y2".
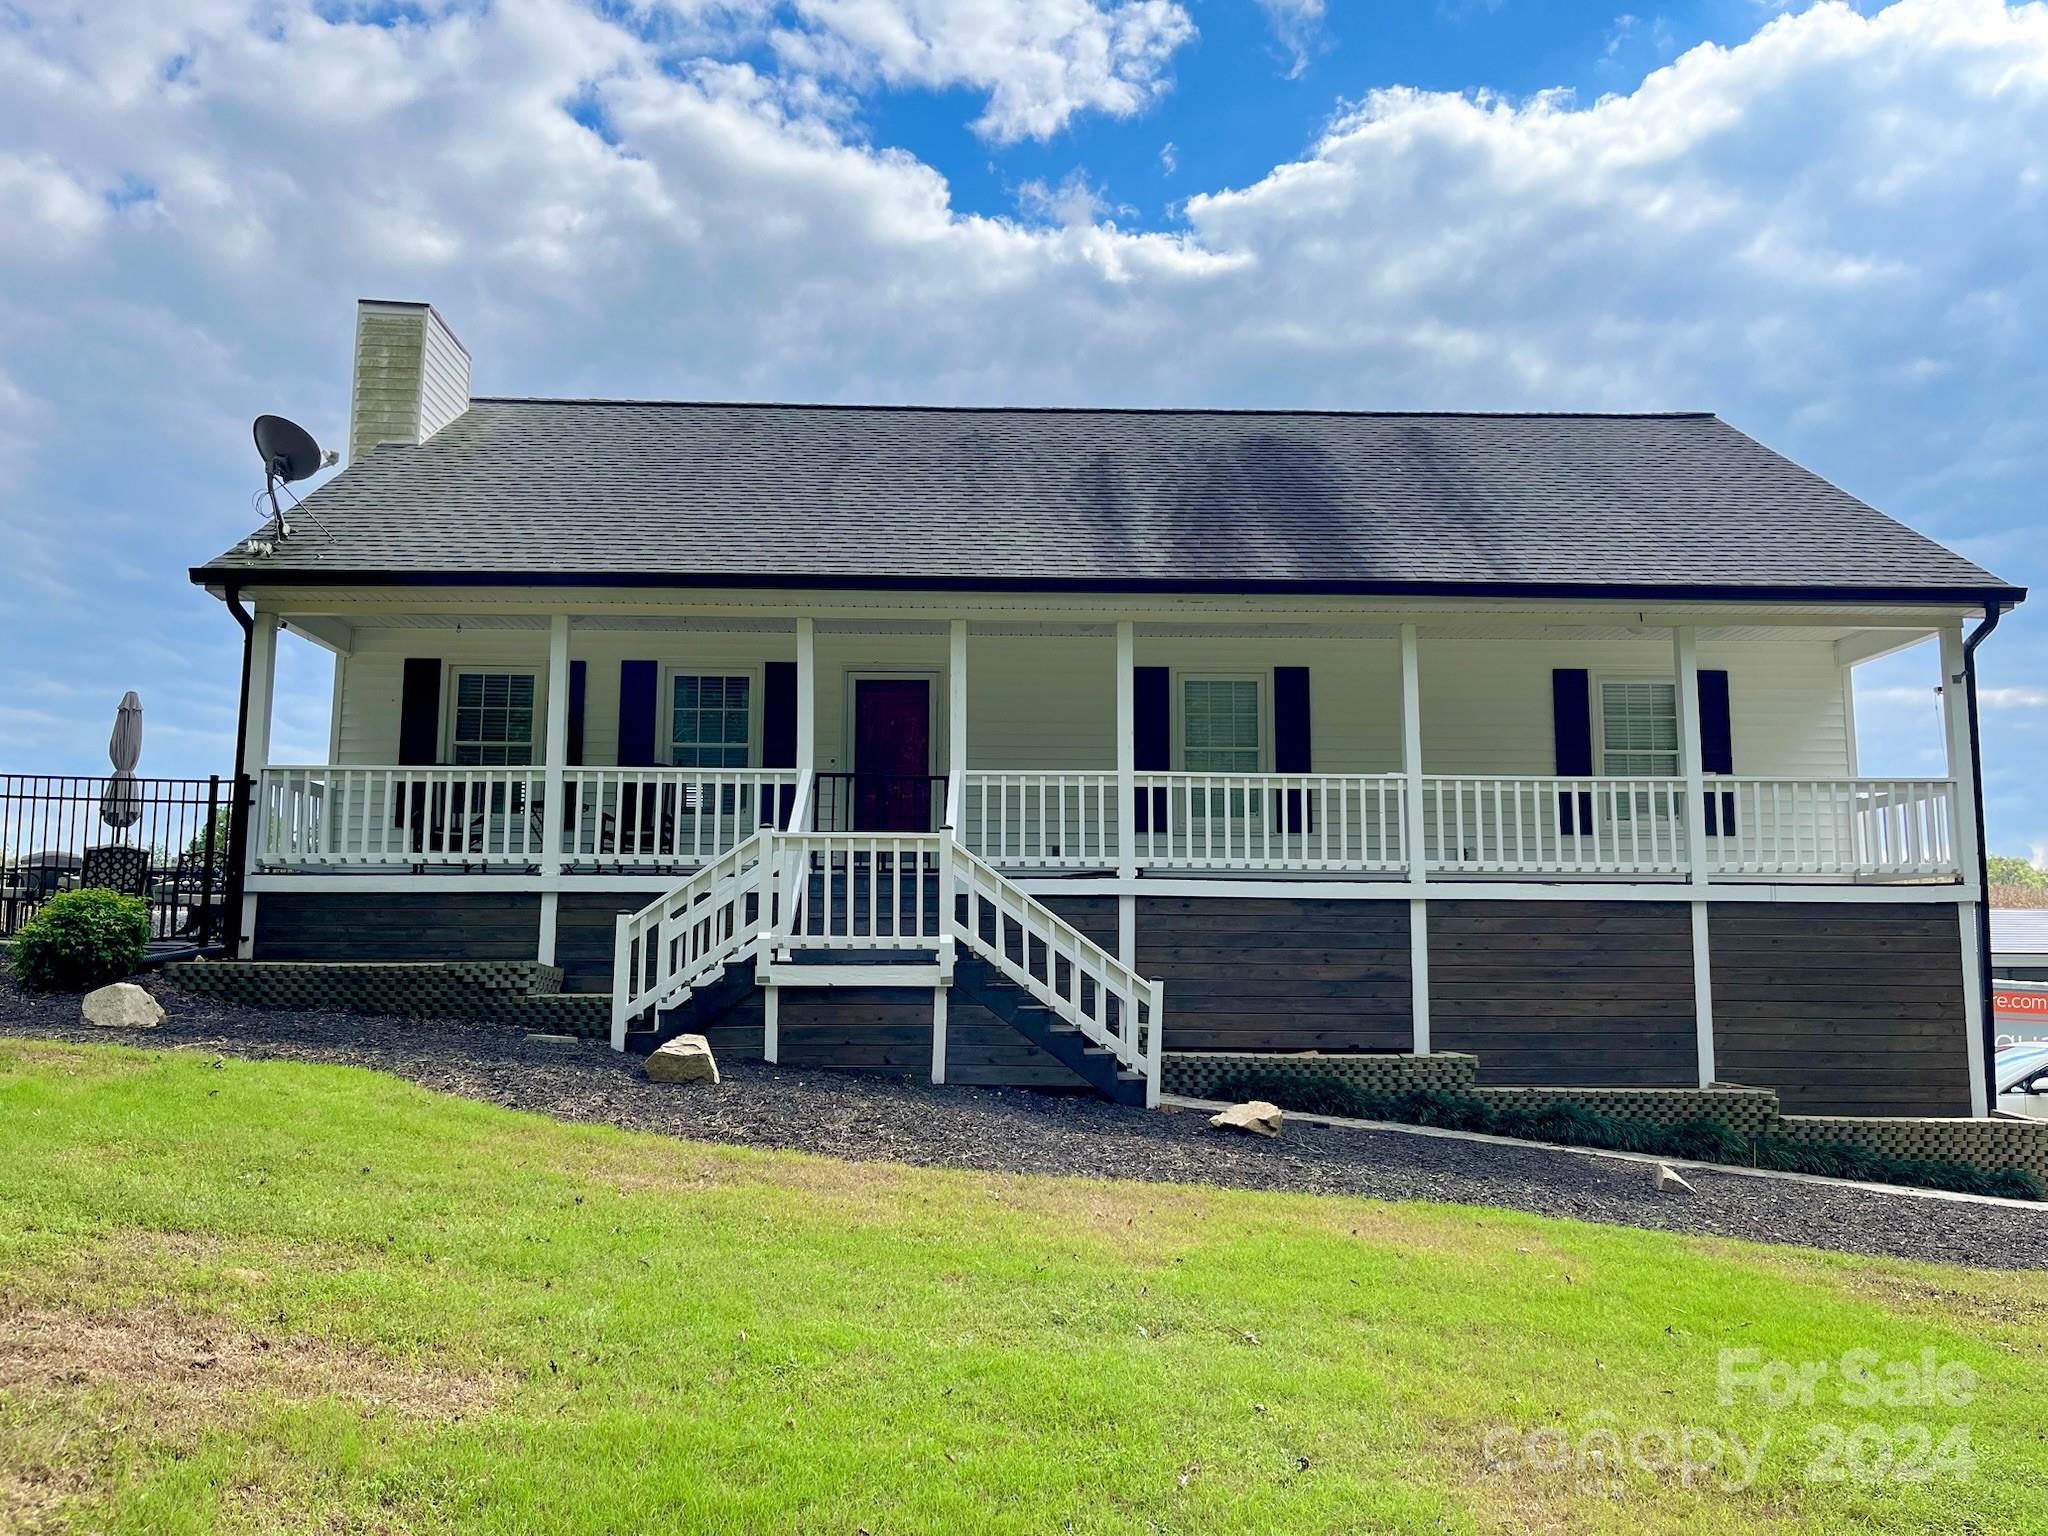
[{"x1": 853, "y1": 679, "x2": 932, "y2": 831}]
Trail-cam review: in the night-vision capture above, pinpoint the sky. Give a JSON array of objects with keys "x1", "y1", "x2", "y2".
[{"x1": 0, "y1": 0, "x2": 2044, "y2": 853}]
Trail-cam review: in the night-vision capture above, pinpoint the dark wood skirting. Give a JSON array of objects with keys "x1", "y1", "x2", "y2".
[
  {"x1": 253, "y1": 891, "x2": 540, "y2": 963},
  {"x1": 1136, "y1": 897, "x2": 1412, "y2": 1053},
  {"x1": 1428, "y1": 900, "x2": 1695, "y2": 1087},
  {"x1": 554, "y1": 890, "x2": 648, "y2": 996},
  {"x1": 1709, "y1": 902, "x2": 1970, "y2": 1116}
]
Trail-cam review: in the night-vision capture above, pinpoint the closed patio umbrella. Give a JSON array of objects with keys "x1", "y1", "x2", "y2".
[{"x1": 98, "y1": 690, "x2": 143, "y2": 833}]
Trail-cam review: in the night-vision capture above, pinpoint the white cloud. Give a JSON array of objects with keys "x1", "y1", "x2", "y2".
[
  {"x1": 1981, "y1": 687, "x2": 2048, "y2": 710},
  {"x1": 767, "y1": 0, "x2": 1198, "y2": 141},
  {"x1": 1258, "y1": 0, "x2": 1326, "y2": 79}
]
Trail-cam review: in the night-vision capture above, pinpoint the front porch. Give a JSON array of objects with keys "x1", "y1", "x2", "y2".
[{"x1": 242, "y1": 603, "x2": 1971, "y2": 888}]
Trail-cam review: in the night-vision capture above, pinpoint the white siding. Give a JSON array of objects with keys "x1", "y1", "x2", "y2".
[
  {"x1": 347, "y1": 307, "x2": 424, "y2": 464},
  {"x1": 327, "y1": 626, "x2": 1850, "y2": 779},
  {"x1": 1418, "y1": 635, "x2": 1849, "y2": 777},
  {"x1": 417, "y1": 307, "x2": 470, "y2": 443}
]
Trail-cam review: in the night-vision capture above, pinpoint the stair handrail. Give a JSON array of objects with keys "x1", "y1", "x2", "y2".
[
  {"x1": 611, "y1": 828, "x2": 774, "y2": 1048},
  {"x1": 946, "y1": 841, "x2": 1163, "y2": 1106}
]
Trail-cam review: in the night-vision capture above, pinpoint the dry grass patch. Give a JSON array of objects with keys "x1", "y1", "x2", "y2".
[{"x1": 0, "y1": 1300, "x2": 499, "y2": 1424}]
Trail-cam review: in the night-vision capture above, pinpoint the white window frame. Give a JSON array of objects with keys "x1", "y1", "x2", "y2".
[
  {"x1": 444, "y1": 667, "x2": 542, "y2": 766},
  {"x1": 662, "y1": 664, "x2": 761, "y2": 771},
  {"x1": 1592, "y1": 673, "x2": 1681, "y2": 780},
  {"x1": 1174, "y1": 672, "x2": 1268, "y2": 774}
]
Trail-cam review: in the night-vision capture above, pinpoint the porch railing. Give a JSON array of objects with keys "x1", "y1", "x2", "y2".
[
  {"x1": 1707, "y1": 777, "x2": 1956, "y2": 878},
  {"x1": 255, "y1": 767, "x2": 1962, "y2": 883},
  {"x1": 257, "y1": 765, "x2": 547, "y2": 866},
  {"x1": 1130, "y1": 772, "x2": 1407, "y2": 873},
  {"x1": 809, "y1": 772, "x2": 948, "y2": 834},
  {"x1": 961, "y1": 771, "x2": 1119, "y2": 869},
  {"x1": 562, "y1": 768, "x2": 797, "y2": 866},
  {"x1": 778, "y1": 832, "x2": 946, "y2": 947},
  {"x1": 1423, "y1": 776, "x2": 1690, "y2": 876}
]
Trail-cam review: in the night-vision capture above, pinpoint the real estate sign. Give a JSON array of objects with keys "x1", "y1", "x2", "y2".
[{"x1": 1993, "y1": 979, "x2": 2048, "y2": 1046}]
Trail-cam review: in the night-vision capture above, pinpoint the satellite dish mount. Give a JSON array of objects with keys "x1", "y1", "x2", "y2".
[{"x1": 251, "y1": 414, "x2": 324, "y2": 544}]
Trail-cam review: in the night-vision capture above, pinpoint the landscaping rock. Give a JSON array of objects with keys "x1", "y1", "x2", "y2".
[
  {"x1": 80, "y1": 982, "x2": 162, "y2": 1030},
  {"x1": 1654, "y1": 1163, "x2": 1694, "y2": 1195},
  {"x1": 646, "y1": 1033, "x2": 720, "y2": 1085},
  {"x1": 1209, "y1": 1100, "x2": 1284, "y2": 1138}
]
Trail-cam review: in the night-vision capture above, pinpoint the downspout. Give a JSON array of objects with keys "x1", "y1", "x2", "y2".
[
  {"x1": 1962, "y1": 602, "x2": 2005, "y2": 1114},
  {"x1": 224, "y1": 584, "x2": 256, "y2": 959}
]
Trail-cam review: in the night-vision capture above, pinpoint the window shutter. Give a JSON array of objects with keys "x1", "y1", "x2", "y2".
[
  {"x1": 1552, "y1": 668, "x2": 1593, "y2": 834},
  {"x1": 618, "y1": 660, "x2": 658, "y2": 768},
  {"x1": 566, "y1": 660, "x2": 587, "y2": 768},
  {"x1": 762, "y1": 660, "x2": 798, "y2": 828},
  {"x1": 1274, "y1": 666, "x2": 1311, "y2": 832},
  {"x1": 1134, "y1": 666, "x2": 1170, "y2": 834},
  {"x1": 762, "y1": 662, "x2": 797, "y2": 767},
  {"x1": 1698, "y1": 668, "x2": 1736, "y2": 835},
  {"x1": 396, "y1": 658, "x2": 441, "y2": 839},
  {"x1": 398, "y1": 658, "x2": 441, "y2": 765}
]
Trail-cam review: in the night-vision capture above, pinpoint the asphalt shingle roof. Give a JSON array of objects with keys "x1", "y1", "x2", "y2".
[{"x1": 192, "y1": 400, "x2": 2020, "y2": 601}]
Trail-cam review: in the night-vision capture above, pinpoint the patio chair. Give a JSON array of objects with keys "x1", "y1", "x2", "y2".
[{"x1": 78, "y1": 844, "x2": 151, "y2": 897}]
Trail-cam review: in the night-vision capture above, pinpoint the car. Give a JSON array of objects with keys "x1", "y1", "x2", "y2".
[{"x1": 1995, "y1": 1040, "x2": 2048, "y2": 1121}]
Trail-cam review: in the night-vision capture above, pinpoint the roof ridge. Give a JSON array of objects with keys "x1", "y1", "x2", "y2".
[{"x1": 464, "y1": 397, "x2": 1717, "y2": 421}]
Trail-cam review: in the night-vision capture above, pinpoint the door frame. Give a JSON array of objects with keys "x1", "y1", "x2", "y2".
[{"x1": 843, "y1": 669, "x2": 943, "y2": 774}]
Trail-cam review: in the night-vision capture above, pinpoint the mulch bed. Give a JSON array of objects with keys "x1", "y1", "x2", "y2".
[{"x1": 4, "y1": 972, "x2": 2045, "y2": 1271}]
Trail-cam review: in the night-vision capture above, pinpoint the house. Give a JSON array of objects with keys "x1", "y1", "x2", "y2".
[{"x1": 189, "y1": 299, "x2": 2024, "y2": 1116}]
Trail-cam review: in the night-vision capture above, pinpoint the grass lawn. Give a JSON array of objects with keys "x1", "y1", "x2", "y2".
[{"x1": 1, "y1": 1038, "x2": 2044, "y2": 1534}]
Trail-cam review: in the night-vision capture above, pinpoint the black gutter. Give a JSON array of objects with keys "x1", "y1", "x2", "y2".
[
  {"x1": 186, "y1": 565, "x2": 2031, "y2": 609},
  {"x1": 223, "y1": 584, "x2": 256, "y2": 960},
  {"x1": 1963, "y1": 603, "x2": 2006, "y2": 1115}
]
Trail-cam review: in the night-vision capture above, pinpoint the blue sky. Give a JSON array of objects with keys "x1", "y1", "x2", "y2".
[{"x1": 1, "y1": 0, "x2": 2045, "y2": 852}]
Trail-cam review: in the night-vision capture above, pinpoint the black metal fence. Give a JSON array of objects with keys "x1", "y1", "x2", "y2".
[
  {"x1": 0, "y1": 774, "x2": 228, "y2": 944},
  {"x1": 810, "y1": 772, "x2": 947, "y2": 834}
]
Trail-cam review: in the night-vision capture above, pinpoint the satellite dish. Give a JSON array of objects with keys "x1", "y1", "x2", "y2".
[
  {"x1": 249, "y1": 414, "x2": 326, "y2": 547},
  {"x1": 253, "y1": 414, "x2": 323, "y2": 483}
]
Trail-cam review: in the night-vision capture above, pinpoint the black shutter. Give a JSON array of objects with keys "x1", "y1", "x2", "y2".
[
  {"x1": 398, "y1": 658, "x2": 441, "y2": 765},
  {"x1": 762, "y1": 660, "x2": 798, "y2": 827},
  {"x1": 1698, "y1": 668, "x2": 1736, "y2": 835},
  {"x1": 618, "y1": 660, "x2": 659, "y2": 768},
  {"x1": 1274, "y1": 666, "x2": 1311, "y2": 833},
  {"x1": 1552, "y1": 668, "x2": 1594, "y2": 835},
  {"x1": 396, "y1": 658, "x2": 441, "y2": 841},
  {"x1": 566, "y1": 660, "x2": 587, "y2": 768},
  {"x1": 1134, "y1": 666, "x2": 1170, "y2": 834},
  {"x1": 762, "y1": 662, "x2": 797, "y2": 766}
]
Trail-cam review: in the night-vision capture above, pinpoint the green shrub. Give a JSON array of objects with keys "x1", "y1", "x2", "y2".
[
  {"x1": 9, "y1": 887, "x2": 151, "y2": 991},
  {"x1": 1205, "y1": 1072, "x2": 2045, "y2": 1203}
]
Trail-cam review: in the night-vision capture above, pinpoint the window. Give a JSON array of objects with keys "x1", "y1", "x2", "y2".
[
  {"x1": 670, "y1": 674, "x2": 751, "y2": 768},
  {"x1": 1600, "y1": 680, "x2": 1678, "y2": 777},
  {"x1": 1182, "y1": 677, "x2": 1261, "y2": 773},
  {"x1": 451, "y1": 672, "x2": 535, "y2": 765}
]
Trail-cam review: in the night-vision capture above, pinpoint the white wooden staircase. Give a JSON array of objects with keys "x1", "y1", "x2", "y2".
[{"x1": 611, "y1": 827, "x2": 1164, "y2": 1105}]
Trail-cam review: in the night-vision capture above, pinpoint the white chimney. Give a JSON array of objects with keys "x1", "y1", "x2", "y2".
[{"x1": 347, "y1": 299, "x2": 471, "y2": 464}]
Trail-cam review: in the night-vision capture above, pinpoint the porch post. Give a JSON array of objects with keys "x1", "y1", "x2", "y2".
[
  {"x1": 1674, "y1": 625, "x2": 1716, "y2": 1087},
  {"x1": 538, "y1": 612, "x2": 570, "y2": 966},
  {"x1": 948, "y1": 619, "x2": 968, "y2": 824},
  {"x1": 238, "y1": 610, "x2": 279, "y2": 955},
  {"x1": 1115, "y1": 620, "x2": 1137, "y2": 968},
  {"x1": 1674, "y1": 626, "x2": 1708, "y2": 889},
  {"x1": 792, "y1": 617, "x2": 816, "y2": 829},
  {"x1": 1399, "y1": 624, "x2": 1429, "y2": 1054},
  {"x1": 1940, "y1": 623, "x2": 1990, "y2": 1116}
]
